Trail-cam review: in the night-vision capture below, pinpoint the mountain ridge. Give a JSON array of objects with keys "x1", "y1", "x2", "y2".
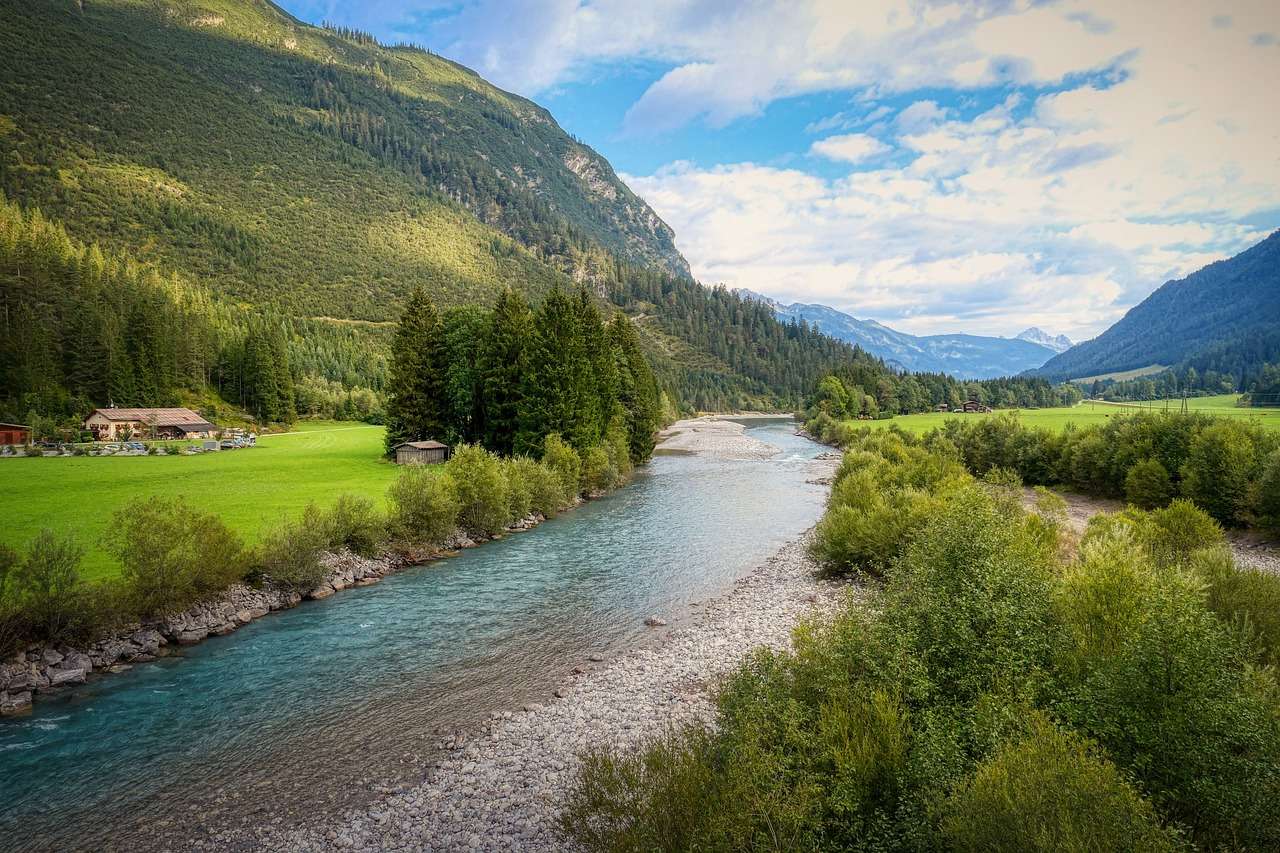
[
  {"x1": 734, "y1": 290, "x2": 1059, "y2": 379},
  {"x1": 1036, "y1": 231, "x2": 1280, "y2": 381}
]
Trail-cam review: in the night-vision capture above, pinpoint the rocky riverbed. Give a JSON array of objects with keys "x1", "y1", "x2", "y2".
[
  {"x1": 218, "y1": 531, "x2": 851, "y2": 852},
  {"x1": 656, "y1": 416, "x2": 785, "y2": 460}
]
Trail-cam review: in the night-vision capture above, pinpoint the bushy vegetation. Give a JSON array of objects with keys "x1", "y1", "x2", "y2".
[
  {"x1": 564, "y1": 430, "x2": 1280, "y2": 851},
  {"x1": 105, "y1": 497, "x2": 246, "y2": 616},
  {"x1": 0, "y1": 531, "x2": 111, "y2": 654},
  {"x1": 811, "y1": 409, "x2": 1280, "y2": 529}
]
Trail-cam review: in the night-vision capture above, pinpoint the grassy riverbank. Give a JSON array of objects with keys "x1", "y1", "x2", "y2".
[
  {"x1": 851, "y1": 394, "x2": 1280, "y2": 435},
  {"x1": 0, "y1": 422, "x2": 397, "y2": 579}
]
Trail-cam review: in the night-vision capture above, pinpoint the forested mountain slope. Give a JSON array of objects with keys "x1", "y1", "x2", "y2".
[
  {"x1": 0, "y1": 0, "x2": 872, "y2": 416},
  {"x1": 1037, "y1": 232, "x2": 1280, "y2": 381}
]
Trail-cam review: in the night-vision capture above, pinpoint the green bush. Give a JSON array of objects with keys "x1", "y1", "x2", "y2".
[
  {"x1": 256, "y1": 504, "x2": 328, "y2": 592},
  {"x1": 580, "y1": 445, "x2": 613, "y2": 493},
  {"x1": 1260, "y1": 449, "x2": 1280, "y2": 531},
  {"x1": 387, "y1": 466, "x2": 460, "y2": 545},
  {"x1": 1051, "y1": 559, "x2": 1280, "y2": 849},
  {"x1": 1191, "y1": 547, "x2": 1280, "y2": 668},
  {"x1": 318, "y1": 494, "x2": 385, "y2": 556},
  {"x1": 560, "y1": 727, "x2": 722, "y2": 852},
  {"x1": 1125, "y1": 458, "x2": 1173, "y2": 509},
  {"x1": 1180, "y1": 421, "x2": 1260, "y2": 525},
  {"x1": 446, "y1": 444, "x2": 511, "y2": 536},
  {"x1": 0, "y1": 530, "x2": 106, "y2": 649},
  {"x1": 501, "y1": 457, "x2": 534, "y2": 522},
  {"x1": 509, "y1": 456, "x2": 563, "y2": 517},
  {"x1": 942, "y1": 716, "x2": 1182, "y2": 853},
  {"x1": 542, "y1": 433, "x2": 581, "y2": 503},
  {"x1": 105, "y1": 497, "x2": 245, "y2": 616}
]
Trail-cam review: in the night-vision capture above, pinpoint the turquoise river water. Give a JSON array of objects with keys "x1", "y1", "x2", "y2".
[{"x1": 0, "y1": 420, "x2": 826, "y2": 852}]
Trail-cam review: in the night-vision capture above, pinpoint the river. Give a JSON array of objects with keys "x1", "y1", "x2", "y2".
[{"x1": 0, "y1": 419, "x2": 827, "y2": 852}]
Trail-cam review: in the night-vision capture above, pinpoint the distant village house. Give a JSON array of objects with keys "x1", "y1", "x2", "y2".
[
  {"x1": 0, "y1": 423, "x2": 31, "y2": 445},
  {"x1": 83, "y1": 407, "x2": 220, "y2": 440},
  {"x1": 393, "y1": 440, "x2": 449, "y2": 465}
]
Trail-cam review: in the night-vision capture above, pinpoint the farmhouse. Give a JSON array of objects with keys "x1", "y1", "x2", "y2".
[
  {"x1": 935, "y1": 403, "x2": 950, "y2": 412},
  {"x1": 0, "y1": 423, "x2": 31, "y2": 445},
  {"x1": 84, "y1": 407, "x2": 220, "y2": 440},
  {"x1": 394, "y1": 440, "x2": 449, "y2": 465}
]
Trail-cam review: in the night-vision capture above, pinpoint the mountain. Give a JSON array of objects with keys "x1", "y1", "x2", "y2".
[
  {"x1": 735, "y1": 292, "x2": 1058, "y2": 379},
  {"x1": 1016, "y1": 327, "x2": 1073, "y2": 353},
  {"x1": 0, "y1": 0, "x2": 866, "y2": 413},
  {"x1": 1036, "y1": 232, "x2": 1280, "y2": 381}
]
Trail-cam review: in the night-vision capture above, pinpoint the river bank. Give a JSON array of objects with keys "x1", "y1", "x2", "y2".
[{"x1": 208, "y1": 420, "x2": 844, "y2": 851}]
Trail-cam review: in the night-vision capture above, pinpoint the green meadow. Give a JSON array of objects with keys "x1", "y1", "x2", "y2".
[
  {"x1": 856, "y1": 394, "x2": 1280, "y2": 436},
  {"x1": 0, "y1": 422, "x2": 397, "y2": 580}
]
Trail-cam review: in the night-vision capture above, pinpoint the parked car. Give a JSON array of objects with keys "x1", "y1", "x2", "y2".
[
  {"x1": 101, "y1": 443, "x2": 121, "y2": 453},
  {"x1": 219, "y1": 439, "x2": 238, "y2": 450}
]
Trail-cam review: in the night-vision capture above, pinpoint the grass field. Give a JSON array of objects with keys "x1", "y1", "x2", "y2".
[
  {"x1": 0, "y1": 422, "x2": 397, "y2": 580},
  {"x1": 856, "y1": 394, "x2": 1280, "y2": 436}
]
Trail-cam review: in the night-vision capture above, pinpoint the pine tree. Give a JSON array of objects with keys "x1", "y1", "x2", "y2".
[
  {"x1": 478, "y1": 287, "x2": 530, "y2": 455},
  {"x1": 516, "y1": 287, "x2": 584, "y2": 455},
  {"x1": 575, "y1": 288, "x2": 617, "y2": 448},
  {"x1": 608, "y1": 313, "x2": 659, "y2": 462},
  {"x1": 384, "y1": 286, "x2": 447, "y2": 451}
]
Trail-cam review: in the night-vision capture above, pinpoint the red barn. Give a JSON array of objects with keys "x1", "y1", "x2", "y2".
[{"x1": 0, "y1": 423, "x2": 31, "y2": 445}]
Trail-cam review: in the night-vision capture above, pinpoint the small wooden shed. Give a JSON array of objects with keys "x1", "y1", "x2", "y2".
[
  {"x1": 394, "y1": 440, "x2": 449, "y2": 465},
  {"x1": 0, "y1": 423, "x2": 31, "y2": 445}
]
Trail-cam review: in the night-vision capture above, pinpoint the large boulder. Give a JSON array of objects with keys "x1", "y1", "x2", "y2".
[
  {"x1": 63, "y1": 652, "x2": 92, "y2": 673},
  {"x1": 47, "y1": 667, "x2": 86, "y2": 688},
  {"x1": 175, "y1": 628, "x2": 209, "y2": 646},
  {"x1": 0, "y1": 691, "x2": 32, "y2": 717}
]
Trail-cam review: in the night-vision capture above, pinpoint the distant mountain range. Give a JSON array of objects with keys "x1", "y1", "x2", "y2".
[
  {"x1": 1036, "y1": 231, "x2": 1280, "y2": 381},
  {"x1": 735, "y1": 291, "x2": 1066, "y2": 379},
  {"x1": 1016, "y1": 327, "x2": 1073, "y2": 353}
]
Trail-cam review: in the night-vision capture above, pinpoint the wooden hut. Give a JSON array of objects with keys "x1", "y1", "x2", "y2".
[
  {"x1": 0, "y1": 423, "x2": 31, "y2": 445},
  {"x1": 394, "y1": 440, "x2": 449, "y2": 465}
]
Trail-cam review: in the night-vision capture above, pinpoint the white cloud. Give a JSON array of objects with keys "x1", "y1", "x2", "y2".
[
  {"x1": 306, "y1": 0, "x2": 1280, "y2": 336},
  {"x1": 810, "y1": 133, "x2": 890, "y2": 164}
]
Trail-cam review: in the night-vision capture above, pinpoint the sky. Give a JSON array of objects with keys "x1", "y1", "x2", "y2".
[{"x1": 279, "y1": 0, "x2": 1280, "y2": 341}]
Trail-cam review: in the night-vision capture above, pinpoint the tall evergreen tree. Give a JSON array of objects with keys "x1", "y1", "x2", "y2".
[
  {"x1": 384, "y1": 286, "x2": 447, "y2": 451},
  {"x1": 516, "y1": 287, "x2": 586, "y2": 455},
  {"x1": 608, "y1": 312, "x2": 660, "y2": 463},
  {"x1": 440, "y1": 305, "x2": 488, "y2": 446},
  {"x1": 479, "y1": 287, "x2": 531, "y2": 455}
]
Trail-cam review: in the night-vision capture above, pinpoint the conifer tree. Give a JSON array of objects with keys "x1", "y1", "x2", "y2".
[
  {"x1": 516, "y1": 287, "x2": 585, "y2": 455},
  {"x1": 608, "y1": 312, "x2": 660, "y2": 462},
  {"x1": 384, "y1": 286, "x2": 447, "y2": 451},
  {"x1": 479, "y1": 287, "x2": 530, "y2": 455}
]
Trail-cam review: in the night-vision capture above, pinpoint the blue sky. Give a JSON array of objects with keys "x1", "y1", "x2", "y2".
[{"x1": 279, "y1": 1, "x2": 1280, "y2": 340}]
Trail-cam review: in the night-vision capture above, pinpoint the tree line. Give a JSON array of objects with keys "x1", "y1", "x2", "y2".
[
  {"x1": 0, "y1": 195, "x2": 385, "y2": 431},
  {"x1": 385, "y1": 285, "x2": 662, "y2": 465}
]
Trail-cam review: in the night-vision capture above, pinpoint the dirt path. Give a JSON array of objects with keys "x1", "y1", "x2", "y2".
[{"x1": 1026, "y1": 488, "x2": 1280, "y2": 575}]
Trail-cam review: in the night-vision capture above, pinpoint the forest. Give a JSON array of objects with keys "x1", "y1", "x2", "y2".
[{"x1": 383, "y1": 285, "x2": 663, "y2": 466}]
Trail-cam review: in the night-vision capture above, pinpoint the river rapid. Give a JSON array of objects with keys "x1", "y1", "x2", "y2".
[{"x1": 1, "y1": 419, "x2": 827, "y2": 852}]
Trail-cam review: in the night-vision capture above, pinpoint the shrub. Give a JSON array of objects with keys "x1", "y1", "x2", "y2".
[
  {"x1": 542, "y1": 433, "x2": 581, "y2": 503},
  {"x1": 318, "y1": 494, "x2": 384, "y2": 556},
  {"x1": 580, "y1": 445, "x2": 613, "y2": 493},
  {"x1": 446, "y1": 444, "x2": 511, "y2": 536},
  {"x1": 256, "y1": 504, "x2": 328, "y2": 592},
  {"x1": 1260, "y1": 449, "x2": 1280, "y2": 531},
  {"x1": 387, "y1": 466, "x2": 460, "y2": 545},
  {"x1": 1180, "y1": 421, "x2": 1260, "y2": 525},
  {"x1": 1125, "y1": 458, "x2": 1173, "y2": 509},
  {"x1": 604, "y1": 412, "x2": 633, "y2": 484},
  {"x1": 942, "y1": 716, "x2": 1181, "y2": 853},
  {"x1": 1051, "y1": 561, "x2": 1280, "y2": 849},
  {"x1": 501, "y1": 457, "x2": 534, "y2": 522},
  {"x1": 105, "y1": 497, "x2": 245, "y2": 616},
  {"x1": 1191, "y1": 546, "x2": 1280, "y2": 668},
  {"x1": 1, "y1": 530, "x2": 104, "y2": 648},
  {"x1": 1144, "y1": 499, "x2": 1224, "y2": 566},
  {"x1": 560, "y1": 727, "x2": 721, "y2": 852},
  {"x1": 510, "y1": 456, "x2": 562, "y2": 518}
]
